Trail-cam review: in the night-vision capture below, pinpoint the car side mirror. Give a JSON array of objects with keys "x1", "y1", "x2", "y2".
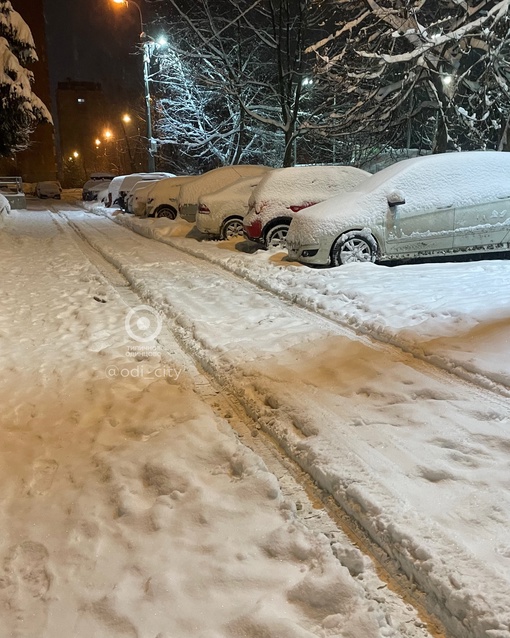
[{"x1": 387, "y1": 191, "x2": 406, "y2": 207}]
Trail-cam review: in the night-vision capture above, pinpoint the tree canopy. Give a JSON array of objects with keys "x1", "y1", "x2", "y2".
[{"x1": 0, "y1": 0, "x2": 51, "y2": 156}]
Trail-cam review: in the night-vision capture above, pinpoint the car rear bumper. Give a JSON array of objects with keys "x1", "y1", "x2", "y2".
[{"x1": 196, "y1": 214, "x2": 220, "y2": 235}]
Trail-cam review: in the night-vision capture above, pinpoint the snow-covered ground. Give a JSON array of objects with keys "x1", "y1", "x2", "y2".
[
  {"x1": 80, "y1": 205, "x2": 510, "y2": 638},
  {"x1": 0, "y1": 205, "x2": 437, "y2": 638}
]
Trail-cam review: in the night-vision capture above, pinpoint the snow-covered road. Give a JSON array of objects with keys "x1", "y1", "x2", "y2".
[
  {"x1": 2, "y1": 202, "x2": 510, "y2": 637},
  {"x1": 70, "y1": 204, "x2": 510, "y2": 637},
  {"x1": 0, "y1": 206, "x2": 433, "y2": 638}
]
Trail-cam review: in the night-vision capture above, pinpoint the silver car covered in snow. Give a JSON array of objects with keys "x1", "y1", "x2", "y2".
[{"x1": 286, "y1": 151, "x2": 510, "y2": 266}]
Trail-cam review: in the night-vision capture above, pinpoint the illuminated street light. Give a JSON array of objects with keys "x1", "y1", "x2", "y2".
[
  {"x1": 122, "y1": 114, "x2": 132, "y2": 124},
  {"x1": 95, "y1": 138, "x2": 101, "y2": 147},
  {"x1": 104, "y1": 129, "x2": 113, "y2": 140},
  {"x1": 72, "y1": 151, "x2": 79, "y2": 158},
  {"x1": 110, "y1": 0, "x2": 156, "y2": 171}
]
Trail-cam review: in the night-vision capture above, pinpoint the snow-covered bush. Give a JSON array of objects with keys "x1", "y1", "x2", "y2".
[{"x1": 0, "y1": 193, "x2": 11, "y2": 214}]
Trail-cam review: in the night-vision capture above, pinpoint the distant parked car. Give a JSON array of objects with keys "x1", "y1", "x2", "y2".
[
  {"x1": 286, "y1": 151, "x2": 510, "y2": 266},
  {"x1": 178, "y1": 165, "x2": 271, "y2": 223},
  {"x1": 36, "y1": 181, "x2": 62, "y2": 199},
  {"x1": 117, "y1": 172, "x2": 174, "y2": 211},
  {"x1": 82, "y1": 173, "x2": 116, "y2": 201},
  {"x1": 105, "y1": 174, "x2": 130, "y2": 207},
  {"x1": 196, "y1": 175, "x2": 266, "y2": 239},
  {"x1": 144, "y1": 176, "x2": 198, "y2": 219}
]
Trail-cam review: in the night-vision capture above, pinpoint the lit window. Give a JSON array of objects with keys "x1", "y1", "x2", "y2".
[{"x1": 77, "y1": 98, "x2": 85, "y2": 103}]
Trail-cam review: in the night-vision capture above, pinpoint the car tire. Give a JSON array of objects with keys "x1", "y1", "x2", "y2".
[
  {"x1": 221, "y1": 218, "x2": 244, "y2": 240},
  {"x1": 331, "y1": 232, "x2": 377, "y2": 266},
  {"x1": 265, "y1": 223, "x2": 290, "y2": 248},
  {"x1": 154, "y1": 206, "x2": 177, "y2": 219}
]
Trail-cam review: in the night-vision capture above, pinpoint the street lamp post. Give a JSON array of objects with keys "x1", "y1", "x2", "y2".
[{"x1": 111, "y1": 0, "x2": 156, "y2": 172}]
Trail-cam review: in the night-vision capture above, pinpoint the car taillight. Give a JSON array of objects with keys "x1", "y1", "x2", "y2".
[
  {"x1": 198, "y1": 204, "x2": 210, "y2": 214},
  {"x1": 289, "y1": 202, "x2": 315, "y2": 212}
]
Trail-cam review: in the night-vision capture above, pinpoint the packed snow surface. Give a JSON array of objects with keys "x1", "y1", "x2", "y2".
[
  {"x1": 0, "y1": 205, "x2": 439, "y2": 638},
  {"x1": 89, "y1": 203, "x2": 510, "y2": 637}
]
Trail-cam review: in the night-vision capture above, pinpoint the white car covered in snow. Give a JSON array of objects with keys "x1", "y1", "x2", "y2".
[
  {"x1": 105, "y1": 174, "x2": 131, "y2": 207},
  {"x1": 145, "y1": 176, "x2": 198, "y2": 219},
  {"x1": 127, "y1": 179, "x2": 171, "y2": 216},
  {"x1": 82, "y1": 173, "x2": 116, "y2": 201},
  {"x1": 243, "y1": 165, "x2": 371, "y2": 248},
  {"x1": 178, "y1": 165, "x2": 271, "y2": 223},
  {"x1": 36, "y1": 181, "x2": 62, "y2": 199},
  {"x1": 286, "y1": 151, "x2": 510, "y2": 266},
  {"x1": 195, "y1": 174, "x2": 266, "y2": 239},
  {"x1": 118, "y1": 172, "x2": 174, "y2": 211}
]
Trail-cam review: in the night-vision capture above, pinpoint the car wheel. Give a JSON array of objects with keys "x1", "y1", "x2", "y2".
[
  {"x1": 221, "y1": 218, "x2": 244, "y2": 240},
  {"x1": 155, "y1": 206, "x2": 177, "y2": 219},
  {"x1": 331, "y1": 233, "x2": 377, "y2": 266},
  {"x1": 265, "y1": 223, "x2": 290, "y2": 248}
]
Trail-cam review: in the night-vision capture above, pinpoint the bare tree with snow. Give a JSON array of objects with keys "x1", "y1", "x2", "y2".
[
  {"x1": 151, "y1": 0, "x2": 340, "y2": 169},
  {"x1": 0, "y1": 0, "x2": 52, "y2": 156},
  {"x1": 309, "y1": 0, "x2": 510, "y2": 155}
]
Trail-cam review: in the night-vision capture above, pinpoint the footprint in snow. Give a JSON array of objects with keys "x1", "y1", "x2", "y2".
[
  {"x1": 93, "y1": 296, "x2": 107, "y2": 303},
  {"x1": 0, "y1": 541, "x2": 51, "y2": 636},
  {"x1": 27, "y1": 459, "x2": 58, "y2": 496}
]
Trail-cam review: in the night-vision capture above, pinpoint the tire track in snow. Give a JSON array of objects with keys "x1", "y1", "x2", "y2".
[
  {"x1": 57, "y1": 209, "x2": 510, "y2": 638},
  {"x1": 107, "y1": 209, "x2": 510, "y2": 399},
  {"x1": 50, "y1": 209, "x2": 440, "y2": 638}
]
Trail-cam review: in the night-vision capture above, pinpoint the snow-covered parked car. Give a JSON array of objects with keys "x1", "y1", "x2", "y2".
[
  {"x1": 243, "y1": 165, "x2": 371, "y2": 248},
  {"x1": 117, "y1": 172, "x2": 174, "y2": 211},
  {"x1": 105, "y1": 175, "x2": 129, "y2": 207},
  {"x1": 178, "y1": 165, "x2": 271, "y2": 223},
  {"x1": 144, "y1": 176, "x2": 198, "y2": 219},
  {"x1": 126, "y1": 179, "x2": 168, "y2": 216},
  {"x1": 82, "y1": 173, "x2": 116, "y2": 201},
  {"x1": 286, "y1": 151, "x2": 510, "y2": 267},
  {"x1": 36, "y1": 181, "x2": 62, "y2": 199},
  {"x1": 195, "y1": 174, "x2": 266, "y2": 239}
]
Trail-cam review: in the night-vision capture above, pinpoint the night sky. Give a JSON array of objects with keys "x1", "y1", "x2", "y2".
[{"x1": 43, "y1": 0, "x2": 145, "y2": 100}]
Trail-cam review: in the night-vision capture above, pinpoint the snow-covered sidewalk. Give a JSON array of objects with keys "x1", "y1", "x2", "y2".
[
  {"x1": 0, "y1": 209, "x2": 430, "y2": 638},
  {"x1": 68, "y1": 207, "x2": 510, "y2": 638}
]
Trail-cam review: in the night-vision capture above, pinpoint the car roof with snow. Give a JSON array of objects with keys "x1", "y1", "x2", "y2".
[
  {"x1": 179, "y1": 165, "x2": 271, "y2": 205},
  {"x1": 119, "y1": 173, "x2": 175, "y2": 194},
  {"x1": 250, "y1": 165, "x2": 370, "y2": 206},
  {"x1": 200, "y1": 175, "x2": 265, "y2": 207}
]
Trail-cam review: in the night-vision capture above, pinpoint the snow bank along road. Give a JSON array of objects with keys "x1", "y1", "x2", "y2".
[
  {"x1": 61, "y1": 204, "x2": 510, "y2": 638},
  {"x1": 0, "y1": 207, "x2": 437, "y2": 638}
]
